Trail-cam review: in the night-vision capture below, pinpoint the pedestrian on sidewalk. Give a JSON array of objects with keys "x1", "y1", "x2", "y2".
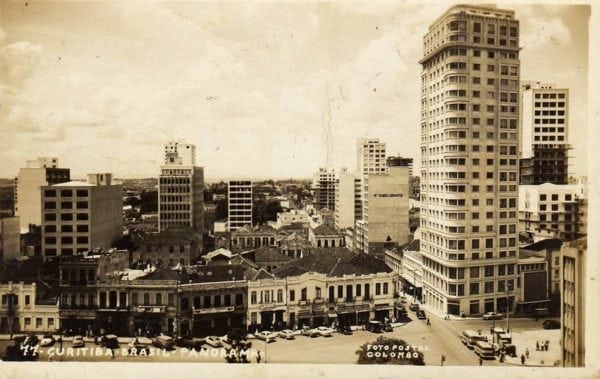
[
  {"x1": 525, "y1": 348, "x2": 529, "y2": 359},
  {"x1": 426, "y1": 318, "x2": 431, "y2": 326},
  {"x1": 255, "y1": 350, "x2": 262, "y2": 364},
  {"x1": 536, "y1": 341, "x2": 539, "y2": 351},
  {"x1": 545, "y1": 340, "x2": 549, "y2": 350},
  {"x1": 520, "y1": 354, "x2": 525, "y2": 365},
  {"x1": 479, "y1": 357, "x2": 483, "y2": 366}
]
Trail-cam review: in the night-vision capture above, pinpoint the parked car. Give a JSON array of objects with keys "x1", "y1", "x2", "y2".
[
  {"x1": 542, "y1": 319, "x2": 561, "y2": 329},
  {"x1": 400, "y1": 296, "x2": 408, "y2": 304},
  {"x1": 482, "y1": 312, "x2": 503, "y2": 320},
  {"x1": 278, "y1": 329, "x2": 295, "y2": 340},
  {"x1": 152, "y1": 335, "x2": 176, "y2": 350},
  {"x1": 397, "y1": 308, "x2": 409, "y2": 318},
  {"x1": 255, "y1": 331, "x2": 278, "y2": 343},
  {"x1": 72, "y1": 335, "x2": 85, "y2": 348},
  {"x1": 409, "y1": 303, "x2": 420, "y2": 311},
  {"x1": 315, "y1": 326, "x2": 334, "y2": 337},
  {"x1": 176, "y1": 336, "x2": 205, "y2": 351},
  {"x1": 40, "y1": 335, "x2": 55, "y2": 347},
  {"x1": 301, "y1": 326, "x2": 320, "y2": 338},
  {"x1": 384, "y1": 323, "x2": 394, "y2": 332},
  {"x1": 101, "y1": 334, "x2": 120, "y2": 349},
  {"x1": 127, "y1": 339, "x2": 150, "y2": 356},
  {"x1": 366, "y1": 320, "x2": 384, "y2": 333},
  {"x1": 205, "y1": 336, "x2": 224, "y2": 348},
  {"x1": 337, "y1": 325, "x2": 353, "y2": 335},
  {"x1": 416, "y1": 310, "x2": 427, "y2": 320}
]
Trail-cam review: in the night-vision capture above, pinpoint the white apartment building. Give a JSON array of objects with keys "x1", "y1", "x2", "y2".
[
  {"x1": 519, "y1": 183, "x2": 587, "y2": 242},
  {"x1": 334, "y1": 169, "x2": 355, "y2": 230},
  {"x1": 355, "y1": 138, "x2": 387, "y2": 221},
  {"x1": 520, "y1": 82, "x2": 569, "y2": 184},
  {"x1": 419, "y1": 5, "x2": 520, "y2": 316},
  {"x1": 158, "y1": 141, "x2": 204, "y2": 234},
  {"x1": 40, "y1": 173, "x2": 122, "y2": 259},
  {"x1": 228, "y1": 180, "x2": 252, "y2": 231},
  {"x1": 14, "y1": 157, "x2": 70, "y2": 230}
]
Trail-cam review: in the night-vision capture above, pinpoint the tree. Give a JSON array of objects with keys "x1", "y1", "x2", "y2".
[
  {"x1": 139, "y1": 191, "x2": 158, "y2": 214},
  {"x1": 356, "y1": 336, "x2": 425, "y2": 365}
]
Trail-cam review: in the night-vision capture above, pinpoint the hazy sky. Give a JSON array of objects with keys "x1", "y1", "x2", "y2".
[{"x1": 0, "y1": 1, "x2": 590, "y2": 180}]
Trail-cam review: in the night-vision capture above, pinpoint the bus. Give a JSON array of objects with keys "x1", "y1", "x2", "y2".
[
  {"x1": 474, "y1": 340, "x2": 496, "y2": 360},
  {"x1": 461, "y1": 330, "x2": 488, "y2": 349}
]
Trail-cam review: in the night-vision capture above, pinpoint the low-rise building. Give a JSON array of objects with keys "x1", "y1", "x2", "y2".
[
  {"x1": 278, "y1": 233, "x2": 311, "y2": 259},
  {"x1": 0, "y1": 281, "x2": 59, "y2": 334},
  {"x1": 230, "y1": 224, "x2": 278, "y2": 250},
  {"x1": 269, "y1": 248, "x2": 397, "y2": 328},
  {"x1": 308, "y1": 224, "x2": 345, "y2": 248},
  {"x1": 132, "y1": 228, "x2": 202, "y2": 267},
  {"x1": 515, "y1": 256, "x2": 549, "y2": 314}
]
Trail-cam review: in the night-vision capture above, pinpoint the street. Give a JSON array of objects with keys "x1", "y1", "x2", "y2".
[{"x1": 0, "y1": 314, "x2": 560, "y2": 366}]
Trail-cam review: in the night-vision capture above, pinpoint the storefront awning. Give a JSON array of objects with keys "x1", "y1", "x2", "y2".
[{"x1": 375, "y1": 304, "x2": 392, "y2": 310}]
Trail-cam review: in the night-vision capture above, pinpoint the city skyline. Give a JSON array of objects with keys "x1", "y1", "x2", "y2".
[{"x1": 0, "y1": 3, "x2": 589, "y2": 180}]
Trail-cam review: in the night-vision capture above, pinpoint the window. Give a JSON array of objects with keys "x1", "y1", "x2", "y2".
[
  {"x1": 168, "y1": 294, "x2": 175, "y2": 306},
  {"x1": 236, "y1": 294, "x2": 244, "y2": 306},
  {"x1": 484, "y1": 266, "x2": 494, "y2": 277},
  {"x1": 251, "y1": 291, "x2": 257, "y2": 305},
  {"x1": 376, "y1": 283, "x2": 381, "y2": 296},
  {"x1": 143, "y1": 293, "x2": 150, "y2": 305},
  {"x1": 132, "y1": 293, "x2": 138, "y2": 305},
  {"x1": 315, "y1": 287, "x2": 322, "y2": 299},
  {"x1": 156, "y1": 293, "x2": 162, "y2": 306},
  {"x1": 470, "y1": 267, "x2": 479, "y2": 278},
  {"x1": 25, "y1": 295, "x2": 30, "y2": 305},
  {"x1": 484, "y1": 282, "x2": 494, "y2": 294},
  {"x1": 301, "y1": 288, "x2": 307, "y2": 301},
  {"x1": 277, "y1": 289, "x2": 283, "y2": 303},
  {"x1": 25, "y1": 318, "x2": 31, "y2": 327},
  {"x1": 289, "y1": 290, "x2": 295, "y2": 302},
  {"x1": 383, "y1": 283, "x2": 389, "y2": 295},
  {"x1": 470, "y1": 283, "x2": 479, "y2": 295},
  {"x1": 337, "y1": 285, "x2": 343, "y2": 298}
]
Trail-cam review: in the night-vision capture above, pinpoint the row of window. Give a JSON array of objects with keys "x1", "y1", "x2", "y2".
[
  {"x1": 44, "y1": 213, "x2": 88, "y2": 221},
  {"x1": 44, "y1": 189, "x2": 88, "y2": 198}
]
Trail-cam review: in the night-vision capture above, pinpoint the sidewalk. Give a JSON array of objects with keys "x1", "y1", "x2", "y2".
[
  {"x1": 501, "y1": 329, "x2": 561, "y2": 367},
  {"x1": 402, "y1": 294, "x2": 481, "y2": 321}
]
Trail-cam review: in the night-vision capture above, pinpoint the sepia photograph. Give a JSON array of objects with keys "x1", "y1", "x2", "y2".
[{"x1": 0, "y1": 1, "x2": 597, "y2": 378}]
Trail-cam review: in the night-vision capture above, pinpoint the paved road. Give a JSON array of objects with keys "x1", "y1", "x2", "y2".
[{"x1": 0, "y1": 315, "x2": 558, "y2": 365}]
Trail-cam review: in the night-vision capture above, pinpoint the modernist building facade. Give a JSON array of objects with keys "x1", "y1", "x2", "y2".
[
  {"x1": 519, "y1": 82, "x2": 569, "y2": 185},
  {"x1": 419, "y1": 5, "x2": 520, "y2": 315},
  {"x1": 228, "y1": 180, "x2": 253, "y2": 231},
  {"x1": 158, "y1": 141, "x2": 204, "y2": 234},
  {"x1": 560, "y1": 238, "x2": 586, "y2": 367},
  {"x1": 14, "y1": 157, "x2": 70, "y2": 230},
  {"x1": 334, "y1": 168, "x2": 356, "y2": 230},
  {"x1": 362, "y1": 162, "x2": 410, "y2": 250},
  {"x1": 312, "y1": 167, "x2": 337, "y2": 211},
  {"x1": 41, "y1": 174, "x2": 122, "y2": 259},
  {"x1": 518, "y1": 183, "x2": 587, "y2": 242}
]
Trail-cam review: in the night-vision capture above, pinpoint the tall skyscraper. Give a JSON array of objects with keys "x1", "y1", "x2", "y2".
[
  {"x1": 419, "y1": 5, "x2": 520, "y2": 315},
  {"x1": 312, "y1": 167, "x2": 336, "y2": 211},
  {"x1": 158, "y1": 141, "x2": 204, "y2": 234},
  {"x1": 41, "y1": 173, "x2": 122, "y2": 258},
  {"x1": 228, "y1": 180, "x2": 252, "y2": 231},
  {"x1": 355, "y1": 138, "x2": 387, "y2": 222},
  {"x1": 520, "y1": 81, "x2": 569, "y2": 184},
  {"x1": 14, "y1": 157, "x2": 70, "y2": 230},
  {"x1": 334, "y1": 168, "x2": 355, "y2": 230}
]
